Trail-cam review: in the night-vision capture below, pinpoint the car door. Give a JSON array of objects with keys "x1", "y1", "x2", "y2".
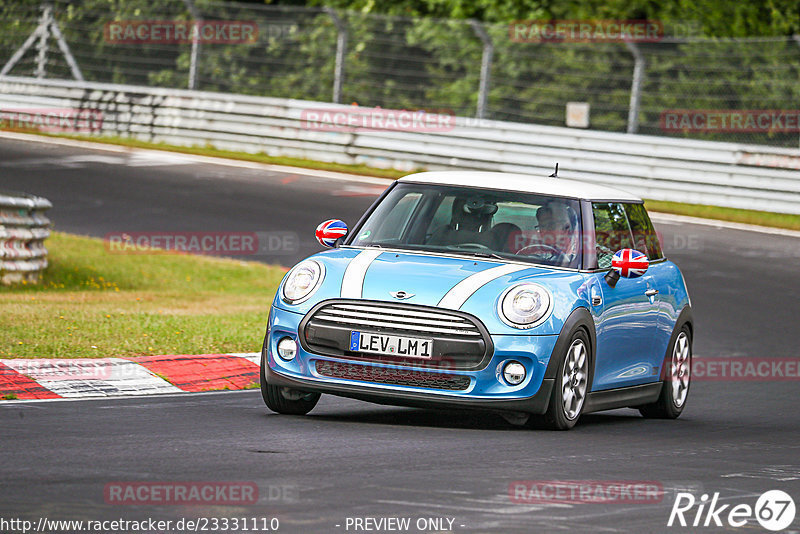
[
  {"x1": 591, "y1": 202, "x2": 661, "y2": 390},
  {"x1": 624, "y1": 202, "x2": 674, "y2": 372}
]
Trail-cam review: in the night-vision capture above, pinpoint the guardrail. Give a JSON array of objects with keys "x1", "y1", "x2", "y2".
[
  {"x1": 1, "y1": 76, "x2": 799, "y2": 214},
  {"x1": 0, "y1": 189, "x2": 51, "y2": 285}
]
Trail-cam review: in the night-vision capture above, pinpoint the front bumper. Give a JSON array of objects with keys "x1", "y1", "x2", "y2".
[{"x1": 266, "y1": 303, "x2": 559, "y2": 415}]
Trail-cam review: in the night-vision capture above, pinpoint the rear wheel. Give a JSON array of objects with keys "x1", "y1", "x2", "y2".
[
  {"x1": 260, "y1": 341, "x2": 320, "y2": 415},
  {"x1": 536, "y1": 329, "x2": 591, "y2": 430},
  {"x1": 639, "y1": 326, "x2": 691, "y2": 419}
]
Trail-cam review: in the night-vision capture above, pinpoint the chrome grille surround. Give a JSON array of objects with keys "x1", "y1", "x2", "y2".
[
  {"x1": 300, "y1": 299, "x2": 493, "y2": 371},
  {"x1": 313, "y1": 302, "x2": 481, "y2": 337}
]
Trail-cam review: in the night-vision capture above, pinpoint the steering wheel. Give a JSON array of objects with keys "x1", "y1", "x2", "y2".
[{"x1": 515, "y1": 243, "x2": 565, "y2": 263}]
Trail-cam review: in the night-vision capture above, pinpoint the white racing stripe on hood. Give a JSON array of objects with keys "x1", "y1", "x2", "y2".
[
  {"x1": 341, "y1": 249, "x2": 383, "y2": 298},
  {"x1": 438, "y1": 264, "x2": 530, "y2": 310}
]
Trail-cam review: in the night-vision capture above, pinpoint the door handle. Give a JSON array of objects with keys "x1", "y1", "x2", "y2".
[{"x1": 645, "y1": 289, "x2": 659, "y2": 297}]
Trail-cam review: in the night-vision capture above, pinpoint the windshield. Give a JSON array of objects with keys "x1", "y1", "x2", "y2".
[{"x1": 346, "y1": 183, "x2": 583, "y2": 268}]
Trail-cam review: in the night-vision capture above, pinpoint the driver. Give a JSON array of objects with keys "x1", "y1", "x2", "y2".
[{"x1": 535, "y1": 201, "x2": 580, "y2": 264}]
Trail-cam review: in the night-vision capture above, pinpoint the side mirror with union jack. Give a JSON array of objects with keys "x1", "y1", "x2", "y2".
[
  {"x1": 315, "y1": 219, "x2": 349, "y2": 248},
  {"x1": 605, "y1": 248, "x2": 649, "y2": 287}
]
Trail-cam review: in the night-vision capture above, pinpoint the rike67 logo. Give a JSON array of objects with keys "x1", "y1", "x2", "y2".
[{"x1": 668, "y1": 490, "x2": 796, "y2": 531}]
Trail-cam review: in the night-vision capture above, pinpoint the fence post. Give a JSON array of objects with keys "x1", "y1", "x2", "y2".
[
  {"x1": 794, "y1": 36, "x2": 800, "y2": 147},
  {"x1": 1, "y1": 2, "x2": 83, "y2": 80},
  {"x1": 469, "y1": 19, "x2": 493, "y2": 120},
  {"x1": 625, "y1": 41, "x2": 645, "y2": 134},
  {"x1": 35, "y1": 4, "x2": 52, "y2": 78},
  {"x1": 325, "y1": 8, "x2": 347, "y2": 104},
  {"x1": 182, "y1": 0, "x2": 200, "y2": 90}
]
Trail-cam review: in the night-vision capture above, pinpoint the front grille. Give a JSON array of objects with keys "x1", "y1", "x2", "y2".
[
  {"x1": 312, "y1": 302, "x2": 481, "y2": 336},
  {"x1": 315, "y1": 360, "x2": 470, "y2": 391},
  {"x1": 301, "y1": 300, "x2": 492, "y2": 370}
]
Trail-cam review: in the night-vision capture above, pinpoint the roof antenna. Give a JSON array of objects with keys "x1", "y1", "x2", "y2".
[{"x1": 549, "y1": 162, "x2": 559, "y2": 178}]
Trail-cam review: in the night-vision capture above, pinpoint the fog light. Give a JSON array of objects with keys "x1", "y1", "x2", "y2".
[
  {"x1": 503, "y1": 361, "x2": 526, "y2": 385},
  {"x1": 277, "y1": 337, "x2": 297, "y2": 361}
]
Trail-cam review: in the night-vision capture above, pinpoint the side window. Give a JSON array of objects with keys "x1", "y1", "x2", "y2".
[
  {"x1": 592, "y1": 202, "x2": 634, "y2": 268},
  {"x1": 623, "y1": 203, "x2": 664, "y2": 260}
]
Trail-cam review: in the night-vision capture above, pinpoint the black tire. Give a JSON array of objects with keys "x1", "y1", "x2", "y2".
[
  {"x1": 260, "y1": 339, "x2": 320, "y2": 416},
  {"x1": 535, "y1": 329, "x2": 592, "y2": 430},
  {"x1": 639, "y1": 324, "x2": 691, "y2": 419}
]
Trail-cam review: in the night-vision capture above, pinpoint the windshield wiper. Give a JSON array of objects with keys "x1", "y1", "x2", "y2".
[{"x1": 465, "y1": 251, "x2": 508, "y2": 261}]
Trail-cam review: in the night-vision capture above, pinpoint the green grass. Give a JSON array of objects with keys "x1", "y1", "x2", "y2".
[
  {"x1": 643, "y1": 199, "x2": 800, "y2": 231},
  {"x1": 6, "y1": 128, "x2": 800, "y2": 230},
  {"x1": 0, "y1": 232, "x2": 286, "y2": 358}
]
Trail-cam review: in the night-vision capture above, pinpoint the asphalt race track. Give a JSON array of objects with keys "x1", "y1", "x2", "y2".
[{"x1": 2, "y1": 136, "x2": 799, "y2": 533}]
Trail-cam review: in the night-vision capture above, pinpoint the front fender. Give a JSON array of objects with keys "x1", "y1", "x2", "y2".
[
  {"x1": 459, "y1": 270, "x2": 592, "y2": 335},
  {"x1": 544, "y1": 307, "x2": 597, "y2": 386}
]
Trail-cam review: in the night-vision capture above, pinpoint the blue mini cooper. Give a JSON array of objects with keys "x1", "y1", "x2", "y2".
[{"x1": 261, "y1": 171, "x2": 692, "y2": 429}]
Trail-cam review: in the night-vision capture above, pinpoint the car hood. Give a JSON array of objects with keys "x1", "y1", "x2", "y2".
[
  {"x1": 274, "y1": 247, "x2": 587, "y2": 335},
  {"x1": 359, "y1": 251, "x2": 545, "y2": 305}
]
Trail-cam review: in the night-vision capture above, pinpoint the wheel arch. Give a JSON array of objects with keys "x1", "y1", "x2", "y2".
[
  {"x1": 543, "y1": 306, "x2": 597, "y2": 390},
  {"x1": 659, "y1": 305, "x2": 694, "y2": 379}
]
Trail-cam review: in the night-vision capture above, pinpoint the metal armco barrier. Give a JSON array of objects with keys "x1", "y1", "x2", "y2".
[
  {"x1": 1, "y1": 76, "x2": 799, "y2": 214},
  {"x1": 0, "y1": 190, "x2": 51, "y2": 285}
]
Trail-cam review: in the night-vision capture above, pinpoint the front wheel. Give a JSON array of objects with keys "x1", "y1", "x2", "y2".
[
  {"x1": 639, "y1": 326, "x2": 691, "y2": 419},
  {"x1": 535, "y1": 329, "x2": 591, "y2": 430},
  {"x1": 260, "y1": 343, "x2": 320, "y2": 415}
]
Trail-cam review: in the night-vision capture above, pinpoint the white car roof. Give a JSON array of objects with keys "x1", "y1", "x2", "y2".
[{"x1": 399, "y1": 171, "x2": 642, "y2": 202}]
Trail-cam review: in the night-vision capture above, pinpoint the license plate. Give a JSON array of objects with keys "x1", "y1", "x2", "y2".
[{"x1": 349, "y1": 331, "x2": 433, "y2": 359}]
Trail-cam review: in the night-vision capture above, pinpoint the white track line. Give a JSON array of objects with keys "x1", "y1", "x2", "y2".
[
  {"x1": 0, "y1": 353, "x2": 261, "y2": 401},
  {"x1": 0, "y1": 131, "x2": 393, "y2": 186}
]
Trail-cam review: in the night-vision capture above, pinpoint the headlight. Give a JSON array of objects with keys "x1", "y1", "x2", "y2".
[
  {"x1": 498, "y1": 283, "x2": 553, "y2": 328},
  {"x1": 282, "y1": 260, "x2": 324, "y2": 304}
]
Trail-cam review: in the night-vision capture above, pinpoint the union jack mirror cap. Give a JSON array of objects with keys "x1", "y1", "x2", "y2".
[
  {"x1": 611, "y1": 248, "x2": 649, "y2": 278},
  {"x1": 315, "y1": 219, "x2": 348, "y2": 248}
]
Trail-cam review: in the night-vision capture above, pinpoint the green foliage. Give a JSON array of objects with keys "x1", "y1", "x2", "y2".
[
  {"x1": 308, "y1": 0, "x2": 800, "y2": 35},
  {"x1": 1, "y1": 0, "x2": 798, "y2": 146}
]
